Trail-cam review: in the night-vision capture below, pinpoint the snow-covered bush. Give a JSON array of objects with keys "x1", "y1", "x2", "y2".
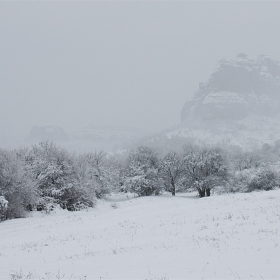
[
  {"x1": 230, "y1": 166, "x2": 278, "y2": 193},
  {"x1": 124, "y1": 174, "x2": 161, "y2": 196},
  {"x1": 58, "y1": 182, "x2": 96, "y2": 211},
  {"x1": 36, "y1": 196, "x2": 57, "y2": 213}
]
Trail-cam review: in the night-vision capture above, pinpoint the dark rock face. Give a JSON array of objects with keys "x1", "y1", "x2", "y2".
[
  {"x1": 181, "y1": 54, "x2": 280, "y2": 122},
  {"x1": 29, "y1": 125, "x2": 68, "y2": 142}
]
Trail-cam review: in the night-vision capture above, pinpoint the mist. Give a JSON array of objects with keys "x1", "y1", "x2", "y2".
[
  {"x1": 1, "y1": 1, "x2": 280, "y2": 149},
  {"x1": 2, "y1": 3, "x2": 280, "y2": 278}
]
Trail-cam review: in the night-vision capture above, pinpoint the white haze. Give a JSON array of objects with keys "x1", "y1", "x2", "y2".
[{"x1": 1, "y1": 1, "x2": 280, "y2": 141}]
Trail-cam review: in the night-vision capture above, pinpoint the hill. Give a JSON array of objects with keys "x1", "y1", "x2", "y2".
[
  {"x1": 181, "y1": 53, "x2": 280, "y2": 121},
  {"x1": 1, "y1": 190, "x2": 280, "y2": 279},
  {"x1": 150, "y1": 54, "x2": 280, "y2": 151}
]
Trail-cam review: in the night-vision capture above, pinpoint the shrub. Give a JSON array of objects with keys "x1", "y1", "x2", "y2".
[
  {"x1": 247, "y1": 167, "x2": 277, "y2": 191},
  {"x1": 36, "y1": 196, "x2": 57, "y2": 213},
  {"x1": 231, "y1": 166, "x2": 278, "y2": 193}
]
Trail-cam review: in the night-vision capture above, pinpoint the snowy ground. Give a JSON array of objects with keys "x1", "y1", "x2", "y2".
[{"x1": 1, "y1": 190, "x2": 280, "y2": 280}]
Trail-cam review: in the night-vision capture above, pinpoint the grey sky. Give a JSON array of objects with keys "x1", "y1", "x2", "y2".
[{"x1": 1, "y1": 1, "x2": 280, "y2": 136}]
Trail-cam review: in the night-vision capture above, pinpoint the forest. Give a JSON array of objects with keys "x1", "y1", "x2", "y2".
[{"x1": 0, "y1": 140, "x2": 279, "y2": 221}]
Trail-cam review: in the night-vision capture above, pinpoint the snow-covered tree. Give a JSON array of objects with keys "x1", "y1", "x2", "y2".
[
  {"x1": 25, "y1": 141, "x2": 96, "y2": 211},
  {"x1": 160, "y1": 151, "x2": 185, "y2": 196},
  {"x1": 183, "y1": 145, "x2": 228, "y2": 197},
  {"x1": 231, "y1": 150, "x2": 261, "y2": 171},
  {"x1": 123, "y1": 146, "x2": 162, "y2": 196},
  {"x1": 0, "y1": 149, "x2": 37, "y2": 219},
  {"x1": 83, "y1": 151, "x2": 120, "y2": 198}
]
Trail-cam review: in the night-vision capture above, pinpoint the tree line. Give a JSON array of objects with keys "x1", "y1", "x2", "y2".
[{"x1": 0, "y1": 140, "x2": 279, "y2": 221}]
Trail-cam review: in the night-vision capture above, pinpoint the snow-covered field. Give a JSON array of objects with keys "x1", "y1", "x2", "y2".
[{"x1": 1, "y1": 190, "x2": 280, "y2": 280}]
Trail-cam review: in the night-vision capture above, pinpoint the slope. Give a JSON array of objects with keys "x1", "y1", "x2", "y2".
[{"x1": 1, "y1": 190, "x2": 280, "y2": 280}]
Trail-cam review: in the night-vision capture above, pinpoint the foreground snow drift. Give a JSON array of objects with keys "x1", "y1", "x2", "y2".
[{"x1": 1, "y1": 191, "x2": 280, "y2": 280}]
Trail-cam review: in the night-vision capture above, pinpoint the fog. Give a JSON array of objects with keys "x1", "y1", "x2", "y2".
[{"x1": 1, "y1": 1, "x2": 280, "y2": 139}]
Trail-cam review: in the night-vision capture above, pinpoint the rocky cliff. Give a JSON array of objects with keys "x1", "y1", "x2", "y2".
[{"x1": 181, "y1": 54, "x2": 280, "y2": 122}]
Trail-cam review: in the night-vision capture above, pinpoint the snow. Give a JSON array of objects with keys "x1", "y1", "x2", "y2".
[
  {"x1": 202, "y1": 91, "x2": 245, "y2": 105},
  {"x1": 181, "y1": 54, "x2": 280, "y2": 125},
  {"x1": 1, "y1": 190, "x2": 280, "y2": 279},
  {"x1": 0, "y1": 196, "x2": 8, "y2": 210},
  {"x1": 166, "y1": 114, "x2": 280, "y2": 150}
]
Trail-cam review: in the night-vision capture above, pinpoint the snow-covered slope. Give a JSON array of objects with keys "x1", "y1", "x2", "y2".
[
  {"x1": 1, "y1": 190, "x2": 280, "y2": 279},
  {"x1": 164, "y1": 114, "x2": 280, "y2": 150}
]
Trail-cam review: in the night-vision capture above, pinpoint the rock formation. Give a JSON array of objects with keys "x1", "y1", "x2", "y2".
[{"x1": 181, "y1": 54, "x2": 280, "y2": 122}]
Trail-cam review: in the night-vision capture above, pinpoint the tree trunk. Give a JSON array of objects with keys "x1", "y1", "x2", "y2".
[
  {"x1": 206, "y1": 188, "x2": 211, "y2": 197},
  {"x1": 171, "y1": 179, "x2": 175, "y2": 196},
  {"x1": 197, "y1": 187, "x2": 205, "y2": 197}
]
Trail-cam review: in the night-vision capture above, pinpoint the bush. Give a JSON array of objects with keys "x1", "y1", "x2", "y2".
[
  {"x1": 36, "y1": 196, "x2": 57, "y2": 213},
  {"x1": 123, "y1": 175, "x2": 162, "y2": 197},
  {"x1": 231, "y1": 166, "x2": 278, "y2": 193},
  {"x1": 58, "y1": 184, "x2": 96, "y2": 211},
  {"x1": 247, "y1": 168, "x2": 277, "y2": 191}
]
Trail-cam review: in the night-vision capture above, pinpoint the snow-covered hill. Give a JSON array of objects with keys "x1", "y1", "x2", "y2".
[
  {"x1": 181, "y1": 54, "x2": 280, "y2": 121},
  {"x1": 152, "y1": 54, "x2": 280, "y2": 151},
  {"x1": 1, "y1": 190, "x2": 280, "y2": 279},
  {"x1": 162, "y1": 114, "x2": 280, "y2": 150}
]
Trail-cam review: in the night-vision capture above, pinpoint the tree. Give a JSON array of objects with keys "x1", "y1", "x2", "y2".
[
  {"x1": 160, "y1": 151, "x2": 185, "y2": 196},
  {"x1": 25, "y1": 141, "x2": 96, "y2": 211},
  {"x1": 183, "y1": 145, "x2": 227, "y2": 197},
  {"x1": 0, "y1": 196, "x2": 8, "y2": 221},
  {"x1": 83, "y1": 151, "x2": 120, "y2": 198},
  {"x1": 29, "y1": 142, "x2": 74, "y2": 210},
  {"x1": 123, "y1": 146, "x2": 162, "y2": 196},
  {"x1": 231, "y1": 150, "x2": 261, "y2": 171},
  {"x1": 0, "y1": 149, "x2": 37, "y2": 219}
]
